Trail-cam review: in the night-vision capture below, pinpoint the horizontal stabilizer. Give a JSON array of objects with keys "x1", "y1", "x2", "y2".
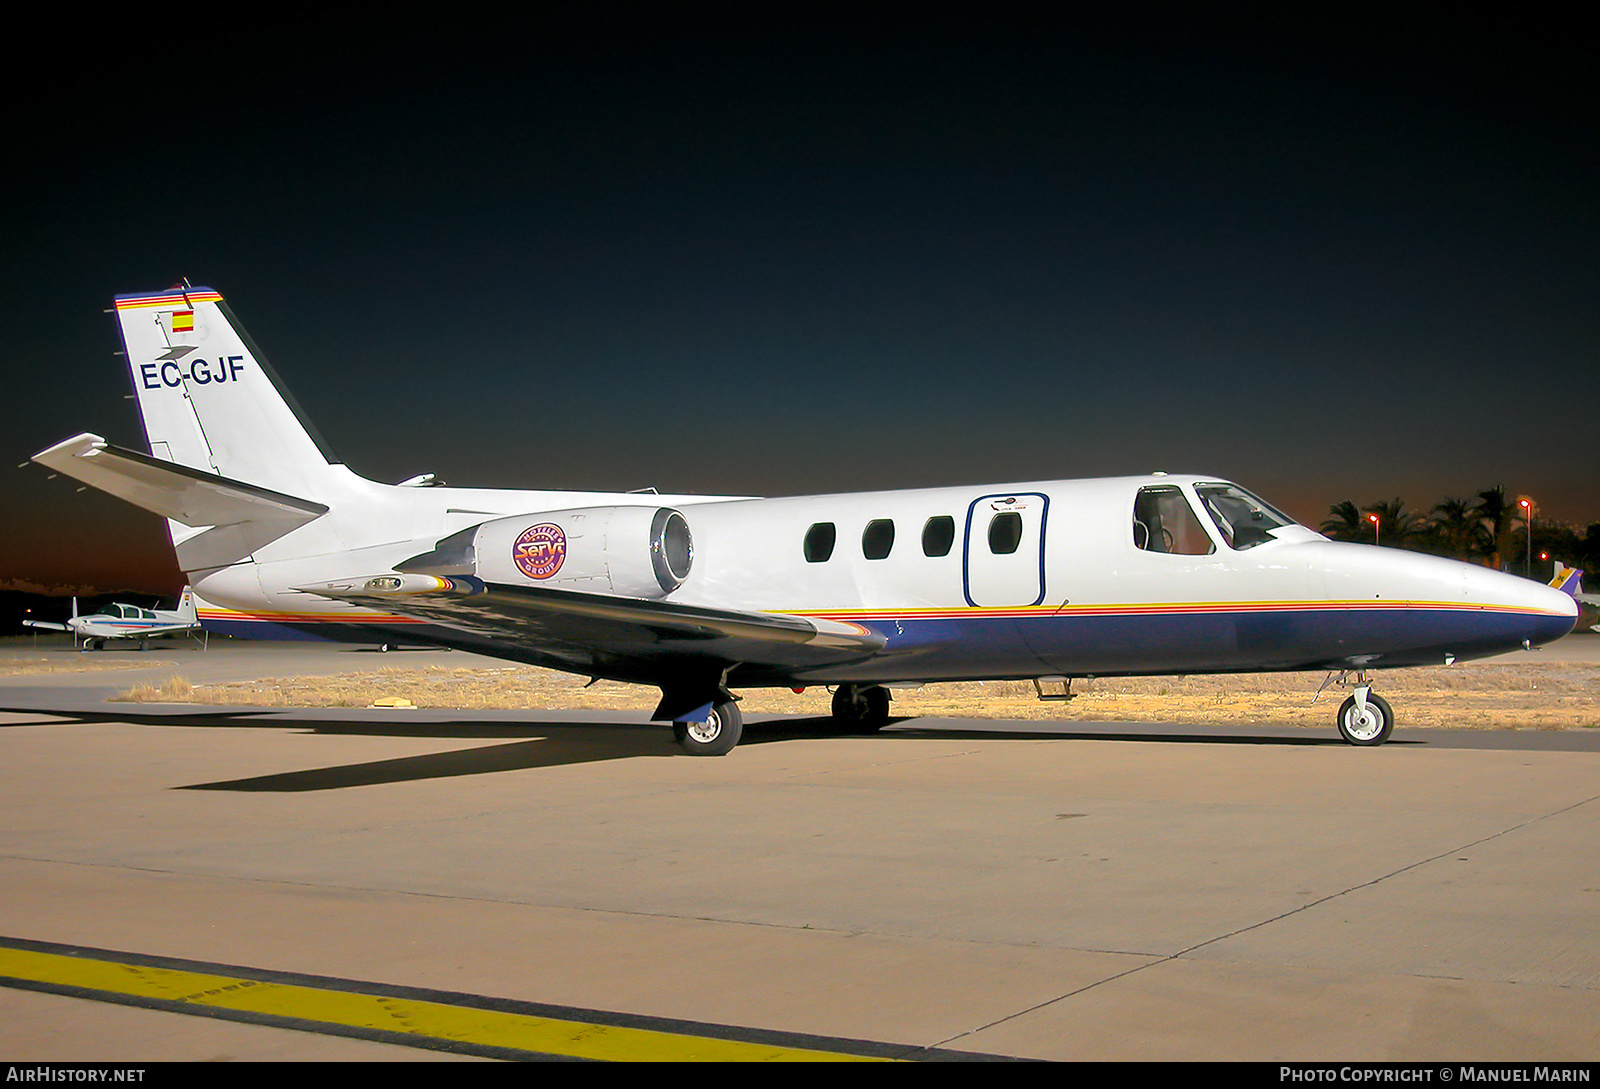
[
  {"x1": 32, "y1": 433, "x2": 328, "y2": 527},
  {"x1": 298, "y1": 573, "x2": 885, "y2": 674}
]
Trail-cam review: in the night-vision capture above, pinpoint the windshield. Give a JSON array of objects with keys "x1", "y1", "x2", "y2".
[{"x1": 1195, "y1": 484, "x2": 1294, "y2": 550}]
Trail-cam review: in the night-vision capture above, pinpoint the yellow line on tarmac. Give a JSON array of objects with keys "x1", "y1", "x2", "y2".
[{"x1": 0, "y1": 944, "x2": 888, "y2": 1062}]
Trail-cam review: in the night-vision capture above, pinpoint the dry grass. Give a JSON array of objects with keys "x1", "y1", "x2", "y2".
[
  {"x1": 0, "y1": 656, "x2": 169, "y2": 676},
  {"x1": 120, "y1": 676, "x2": 196, "y2": 702},
  {"x1": 110, "y1": 662, "x2": 1600, "y2": 731}
]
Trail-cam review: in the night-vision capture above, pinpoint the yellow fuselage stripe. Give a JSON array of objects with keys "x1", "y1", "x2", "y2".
[{"x1": 0, "y1": 945, "x2": 883, "y2": 1062}]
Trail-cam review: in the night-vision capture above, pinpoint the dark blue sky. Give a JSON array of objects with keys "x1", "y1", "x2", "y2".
[{"x1": 5, "y1": 11, "x2": 1596, "y2": 591}]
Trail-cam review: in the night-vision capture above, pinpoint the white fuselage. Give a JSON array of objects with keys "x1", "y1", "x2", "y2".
[{"x1": 188, "y1": 469, "x2": 1577, "y2": 685}]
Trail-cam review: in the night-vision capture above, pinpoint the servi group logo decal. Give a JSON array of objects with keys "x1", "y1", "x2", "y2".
[{"x1": 513, "y1": 523, "x2": 567, "y2": 580}]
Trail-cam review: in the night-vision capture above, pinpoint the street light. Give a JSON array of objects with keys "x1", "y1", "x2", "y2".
[
  {"x1": 1367, "y1": 512, "x2": 1380, "y2": 545},
  {"x1": 1518, "y1": 496, "x2": 1535, "y2": 577}
]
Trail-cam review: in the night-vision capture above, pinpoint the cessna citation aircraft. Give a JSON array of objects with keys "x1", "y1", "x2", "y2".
[{"x1": 33, "y1": 286, "x2": 1578, "y2": 754}]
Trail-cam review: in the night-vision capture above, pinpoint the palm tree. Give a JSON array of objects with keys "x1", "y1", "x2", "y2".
[
  {"x1": 1364, "y1": 498, "x2": 1421, "y2": 548},
  {"x1": 1428, "y1": 496, "x2": 1490, "y2": 562},
  {"x1": 1320, "y1": 501, "x2": 1366, "y2": 542},
  {"x1": 1473, "y1": 485, "x2": 1514, "y2": 569}
]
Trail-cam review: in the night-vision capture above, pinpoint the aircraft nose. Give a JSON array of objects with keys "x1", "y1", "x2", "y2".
[
  {"x1": 1456, "y1": 559, "x2": 1578, "y2": 649},
  {"x1": 1319, "y1": 542, "x2": 1579, "y2": 663},
  {"x1": 1511, "y1": 575, "x2": 1579, "y2": 647}
]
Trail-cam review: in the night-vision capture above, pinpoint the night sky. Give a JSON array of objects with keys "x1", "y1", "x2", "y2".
[{"x1": 4, "y1": 11, "x2": 1595, "y2": 594}]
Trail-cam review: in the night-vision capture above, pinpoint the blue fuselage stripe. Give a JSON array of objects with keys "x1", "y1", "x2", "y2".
[{"x1": 200, "y1": 604, "x2": 1570, "y2": 682}]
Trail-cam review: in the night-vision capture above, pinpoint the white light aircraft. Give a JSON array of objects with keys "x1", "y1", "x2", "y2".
[
  {"x1": 22, "y1": 589, "x2": 200, "y2": 650},
  {"x1": 33, "y1": 285, "x2": 1578, "y2": 753}
]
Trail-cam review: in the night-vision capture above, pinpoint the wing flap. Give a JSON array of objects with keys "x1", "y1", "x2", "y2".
[{"x1": 33, "y1": 433, "x2": 328, "y2": 527}]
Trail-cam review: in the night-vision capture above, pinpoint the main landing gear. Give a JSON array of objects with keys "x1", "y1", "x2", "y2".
[
  {"x1": 672, "y1": 699, "x2": 743, "y2": 756},
  {"x1": 668, "y1": 684, "x2": 894, "y2": 755},
  {"x1": 1323, "y1": 671, "x2": 1395, "y2": 746},
  {"x1": 830, "y1": 683, "x2": 891, "y2": 731}
]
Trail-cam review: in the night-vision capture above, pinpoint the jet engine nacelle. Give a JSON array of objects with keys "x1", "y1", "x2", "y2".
[{"x1": 403, "y1": 505, "x2": 694, "y2": 598}]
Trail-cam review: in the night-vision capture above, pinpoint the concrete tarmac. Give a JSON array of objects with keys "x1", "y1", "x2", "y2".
[{"x1": 2, "y1": 637, "x2": 1598, "y2": 1061}]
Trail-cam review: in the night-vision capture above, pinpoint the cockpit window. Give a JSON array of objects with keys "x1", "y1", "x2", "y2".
[
  {"x1": 1195, "y1": 484, "x2": 1293, "y2": 551},
  {"x1": 1133, "y1": 486, "x2": 1216, "y2": 555}
]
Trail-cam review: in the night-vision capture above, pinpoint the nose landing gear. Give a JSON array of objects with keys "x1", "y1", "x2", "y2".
[
  {"x1": 1321, "y1": 670, "x2": 1395, "y2": 746},
  {"x1": 1336, "y1": 688, "x2": 1394, "y2": 745}
]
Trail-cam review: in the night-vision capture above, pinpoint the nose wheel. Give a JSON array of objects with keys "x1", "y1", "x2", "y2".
[
  {"x1": 1319, "y1": 670, "x2": 1396, "y2": 745},
  {"x1": 1336, "y1": 689, "x2": 1394, "y2": 745}
]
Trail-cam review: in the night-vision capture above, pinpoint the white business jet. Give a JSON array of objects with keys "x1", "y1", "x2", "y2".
[
  {"x1": 33, "y1": 285, "x2": 1577, "y2": 753},
  {"x1": 22, "y1": 589, "x2": 200, "y2": 650}
]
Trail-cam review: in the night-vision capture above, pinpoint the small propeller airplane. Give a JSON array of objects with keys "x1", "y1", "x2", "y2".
[
  {"x1": 22, "y1": 589, "x2": 201, "y2": 650},
  {"x1": 31, "y1": 285, "x2": 1578, "y2": 753}
]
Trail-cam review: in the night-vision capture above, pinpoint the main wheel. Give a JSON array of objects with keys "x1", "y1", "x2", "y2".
[
  {"x1": 830, "y1": 684, "x2": 891, "y2": 731},
  {"x1": 1336, "y1": 692, "x2": 1394, "y2": 746},
  {"x1": 672, "y1": 699, "x2": 743, "y2": 756}
]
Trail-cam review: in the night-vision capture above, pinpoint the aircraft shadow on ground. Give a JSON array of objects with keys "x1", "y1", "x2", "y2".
[{"x1": 0, "y1": 703, "x2": 1358, "y2": 792}]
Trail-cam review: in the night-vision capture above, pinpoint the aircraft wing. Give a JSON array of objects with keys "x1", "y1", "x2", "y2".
[
  {"x1": 298, "y1": 574, "x2": 886, "y2": 678},
  {"x1": 117, "y1": 622, "x2": 202, "y2": 638},
  {"x1": 33, "y1": 433, "x2": 328, "y2": 527}
]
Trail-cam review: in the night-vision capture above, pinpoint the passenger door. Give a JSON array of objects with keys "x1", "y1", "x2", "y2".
[{"x1": 963, "y1": 493, "x2": 1049, "y2": 607}]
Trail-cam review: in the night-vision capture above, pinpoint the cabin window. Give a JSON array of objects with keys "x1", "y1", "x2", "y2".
[
  {"x1": 922, "y1": 515, "x2": 955, "y2": 557},
  {"x1": 804, "y1": 522, "x2": 837, "y2": 563},
  {"x1": 1195, "y1": 484, "x2": 1293, "y2": 551},
  {"x1": 1132, "y1": 486, "x2": 1215, "y2": 555},
  {"x1": 988, "y1": 512, "x2": 1023, "y2": 555},
  {"x1": 862, "y1": 519, "x2": 895, "y2": 560}
]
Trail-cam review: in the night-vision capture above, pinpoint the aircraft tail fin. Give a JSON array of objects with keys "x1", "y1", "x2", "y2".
[
  {"x1": 114, "y1": 285, "x2": 342, "y2": 500},
  {"x1": 175, "y1": 587, "x2": 197, "y2": 624},
  {"x1": 1549, "y1": 564, "x2": 1585, "y2": 597}
]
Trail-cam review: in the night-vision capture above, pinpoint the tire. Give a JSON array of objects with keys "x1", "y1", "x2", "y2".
[
  {"x1": 830, "y1": 684, "x2": 891, "y2": 731},
  {"x1": 672, "y1": 700, "x2": 743, "y2": 756},
  {"x1": 1336, "y1": 692, "x2": 1394, "y2": 746}
]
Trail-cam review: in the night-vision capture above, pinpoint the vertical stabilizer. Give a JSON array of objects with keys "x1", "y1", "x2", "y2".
[
  {"x1": 1549, "y1": 564, "x2": 1585, "y2": 597},
  {"x1": 114, "y1": 286, "x2": 340, "y2": 500}
]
